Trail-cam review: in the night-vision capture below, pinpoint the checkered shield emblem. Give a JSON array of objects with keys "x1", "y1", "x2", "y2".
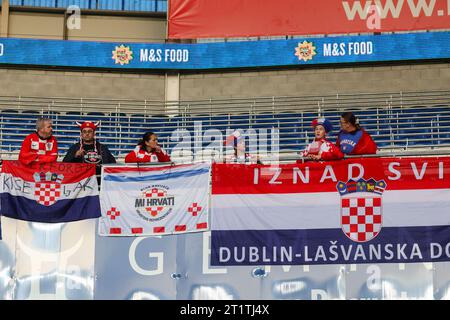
[
  {"x1": 34, "y1": 182, "x2": 61, "y2": 206},
  {"x1": 340, "y1": 195, "x2": 382, "y2": 242},
  {"x1": 337, "y1": 178, "x2": 386, "y2": 243}
]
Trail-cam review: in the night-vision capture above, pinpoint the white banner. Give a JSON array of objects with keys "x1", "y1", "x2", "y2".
[{"x1": 98, "y1": 163, "x2": 211, "y2": 236}]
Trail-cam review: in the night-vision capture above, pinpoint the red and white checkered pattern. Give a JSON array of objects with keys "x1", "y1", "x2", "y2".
[
  {"x1": 34, "y1": 182, "x2": 61, "y2": 206},
  {"x1": 107, "y1": 207, "x2": 121, "y2": 220},
  {"x1": 188, "y1": 202, "x2": 203, "y2": 216},
  {"x1": 341, "y1": 197, "x2": 382, "y2": 242},
  {"x1": 144, "y1": 188, "x2": 166, "y2": 198},
  {"x1": 145, "y1": 206, "x2": 164, "y2": 217}
]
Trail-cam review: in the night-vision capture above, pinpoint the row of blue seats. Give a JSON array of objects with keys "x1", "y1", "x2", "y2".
[
  {"x1": 7, "y1": 0, "x2": 167, "y2": 12},
  {"x1": 1, "y1": 107, "x2": 450, "y2": 154},
  {"x1": 2, "y1": 127, "x2": 450, "y2": 154},
  {"x1": 2, "y1": 110, "x2": 449, "y2": 128}
]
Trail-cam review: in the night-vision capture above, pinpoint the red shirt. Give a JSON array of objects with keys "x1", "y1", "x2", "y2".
[
  {"x1": 125, "y1": 146, "x2": 171, "y2": 163},
  {"x1": 19, "y1": 132, "x2": 58, "y2": 165},
  {"x1": 302, "y1": 138, "x2": 343, "y2": 161}
]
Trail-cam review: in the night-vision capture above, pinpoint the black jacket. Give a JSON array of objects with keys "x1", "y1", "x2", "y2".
[{"x1": 63, "y1": 141, "x2": 116, "y2": 175}]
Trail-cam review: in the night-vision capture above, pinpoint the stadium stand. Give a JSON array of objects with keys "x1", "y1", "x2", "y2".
[
  {"x1": 6, "y1": 0, "x2": 167, "y2": 12},
  {"x1": 0, "y1": 90, "x2": 449, "y2": 161}
]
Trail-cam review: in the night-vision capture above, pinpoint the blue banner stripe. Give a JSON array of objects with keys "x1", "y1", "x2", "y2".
[
  {"x1": 211, "y1": 226, "x2": 450, "y2": 266},
  {"x1": 103, "y1": 167, "x2": 210, "y2": 183},
  {"x1": 0, "y1": 193, "x2": 101, "y2": 223},
  {"x1": 0, "y1": 31, "x2": 449, "y2": 70}
]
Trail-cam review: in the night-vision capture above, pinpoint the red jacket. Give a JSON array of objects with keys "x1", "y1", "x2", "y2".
[
  {"x1": 125, "y1": 146, "x2": 171, "y2": 163},
  {"x1": 302, "y1": 138, "x2": 344, "y2": 161},
  {"x1": 336, "y1": 128, "x2": 377, "y2": 155},
  {"x1": 19, "y1": 132, "x2": 58, "y2": 165}
]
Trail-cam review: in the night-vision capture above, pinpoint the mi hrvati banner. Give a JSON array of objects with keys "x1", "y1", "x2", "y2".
[
  {"x1": 168, "y1": 0, "x2": 450, "y2": 39},
  {"x1": 98, "y1": 163, "x2": 211, "y2": 236},
  {"x1": 0, "y1": 161, "x2": 100, "y2": 223},
  {"x1": 211, "y1": 157, "x2": 450, "y2": 266}
]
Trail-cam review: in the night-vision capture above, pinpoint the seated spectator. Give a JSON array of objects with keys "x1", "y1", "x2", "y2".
[
  {"x1": 19, "y1": 117, "x2": 58, "y2": 165},
  {"x1": 63, "y1": 121, "x2": 116, "y2": 174},
  {"x1": 301, "y1": 118, "x2": 343, "y2": 161},
  {"x1": 336, "y1": 112, "x2": 377, "y2": 155},
  {"x1": 125, "y1": 131, "x2": 171, "y2": 163}
]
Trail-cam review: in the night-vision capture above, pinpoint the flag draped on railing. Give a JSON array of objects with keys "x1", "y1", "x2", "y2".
[
  {"x1": 211, "y1": 157, "x2": 450, "y2": 266},
  {"x1": 99, "y1": 162, "x2": 211, "y2": 236},
  {"x1": 0, "y1": 160, "x2": 101, "y2": 223}
]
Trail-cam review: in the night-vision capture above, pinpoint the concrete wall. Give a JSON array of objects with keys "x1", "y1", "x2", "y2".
[
  {"x1": 6, "y1": 11, "x2": 166, "y2": 42},
  {"x1": 0, "y1": 62, "x2": 447, "y2": 103},
  {"x1": 179, "y1": 63, "x2": 450, "y2": 100},
  {"x1": 0, "y1": 68, "x2": 165, "y2": 100},
  {"x1": 67, "y1": 15, "x2": 166, "y2": 42},
  {"x1": 9, "y1": 12, "x2": 64, "y2": 39}
]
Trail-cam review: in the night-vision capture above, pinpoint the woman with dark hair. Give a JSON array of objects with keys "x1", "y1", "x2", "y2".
[
  {"x1": 336, "y1": 112, "x2": 377, "y2": 155},
  {"x1": 125, "y1": 131, "x2": 171, "y2": 163}
]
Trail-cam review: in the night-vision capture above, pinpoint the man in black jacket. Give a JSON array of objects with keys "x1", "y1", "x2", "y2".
[{"x1": 63, "y1": 121, "x2": 116, "y2": 176}]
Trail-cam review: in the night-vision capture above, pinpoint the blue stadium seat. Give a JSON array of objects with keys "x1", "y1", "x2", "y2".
[
  {"x1": 1, "y1": 109, "x2": 20, "y2": 122},
  {"x1": 86, "y1": 111, "x2": 106, "y2": 122},
  {"x1": 124, "y1": 0, "x2": 156, "y2": 11},
  {"x1": 156, "y1": 0, "x2": 167, "y2": 12},
  {"x1": 129, "y1": 114, "x2": 150, "y2": 128},
  {"x1": 229, "y1": 114, "x2": 250, "y2": 130},
  {"x1": 10, "y1": 0, "x2": 166, "y2": 11},
  {"x1": 210, "y1": 114, "x2": 229, "y2": 131},
  {"x1": 23, "y1": 0, "x2": 56, "y2": 7},
  {"x1": 252, "y1": 113, "x2": 275, "y2": 129},
  {"x1": 98, "y1": 0, "x2": 122, "y2": 10},
  {"x1": 56, "y1": 0, "x2": 91, "y2": 9}
]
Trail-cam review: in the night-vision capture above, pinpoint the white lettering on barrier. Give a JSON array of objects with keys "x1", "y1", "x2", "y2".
[
  {"x1": 216, "y1": 242, "x2": 450, "y2": 264},
  {"x1": 323, "y1": 42, "x2": 373, "y2": 57},
  {"x1": 0, "y1": 43, "x2": 3, "y2": 57},
  {"x1": 202, "y1": 231, "x2": 227, "y2": 274},
  {"x1": 164, "y1": 49, "x2": 189, "y2": 62},
  {"x1": 129, "y1": 237, "x2": 164, "y2": 276},
  {"x1": 252, "y1": 161, "x2": 444, "y2": 186}
]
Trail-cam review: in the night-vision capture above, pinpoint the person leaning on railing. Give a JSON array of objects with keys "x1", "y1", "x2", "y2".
[
  {"x1": 300, "y1": 118, "x2": 343, "y2": 161},
  {"x1": 62, "y1": 121, "x2": 116, "y2": 175},
  {"x1": 336, "y1": 112, "x2": 378, "y2": 156},
  {"x1": 19, "y1": 117, "x2": 58, "y2": 165},
  {"x1": 125, "y1": 131, "x2": 171, "y2": 163}
]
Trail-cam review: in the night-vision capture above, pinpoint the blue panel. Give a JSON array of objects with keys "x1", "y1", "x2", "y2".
[
  {"x1": 156, "y1": 0, "x2": 166, "y2": 12},
  {"x1": 125, "y1": 0, "x2": 154, "y2": 11},
  {"x1": 97, "y1": 0, "x2": 122, "y2": 10},
  {"x1": 56, "y1": 0, "x2": 91, "y2": 9},
  {"x1": 9, "y1": 0, "x2": 24, "y2": 6},
  {"x1": 1, "y1": 32, "x2": 450, "y2": 70}
]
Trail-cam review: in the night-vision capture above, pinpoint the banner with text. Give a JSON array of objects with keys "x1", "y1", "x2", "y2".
[
  {"x1": 169, "y1": 0, "x2": 450, "y2": 39},
  {"x1": 0, "y1": 161, "x2": 100, "y2": 223},
  {"x1": 99, "y1": 163, "x2": 211, "y2": 236},
  {"x1": 211, "y1": 157, "x2": 450, "y2": 265},
  {"x1": 0, "y1": 31, "x2": 450, "y2": 70}
]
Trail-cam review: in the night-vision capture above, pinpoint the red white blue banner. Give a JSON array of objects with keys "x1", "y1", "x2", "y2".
[
  {"x1": 98, "y1": 163, "x2": 211, "y2": 236},
  {"x1": 0, "y1": 161, "x2": 100, "y2": 223},
  {"x1": 211, "y1": 157, "x2": 450, "y2": 265}
]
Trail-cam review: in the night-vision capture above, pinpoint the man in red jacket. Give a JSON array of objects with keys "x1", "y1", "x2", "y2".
[{"x1": 19, "y1": 117, "x2": 58, "y2": 165}]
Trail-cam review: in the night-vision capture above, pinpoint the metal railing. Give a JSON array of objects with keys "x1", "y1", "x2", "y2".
[{"x1": 0, "y1": 90, "x2": 449, "y2": 162}]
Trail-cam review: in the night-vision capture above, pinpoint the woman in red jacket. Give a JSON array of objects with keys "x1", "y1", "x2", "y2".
[
  {"x1": 125, "y1": 131, "x2": 171, "y2": 163},
  {"x1": 301, "y1": 118, "x2": 343, "y2": 161},
  {"x1": 336, "y1": 112, "x2": 377, "y2": 155}
]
